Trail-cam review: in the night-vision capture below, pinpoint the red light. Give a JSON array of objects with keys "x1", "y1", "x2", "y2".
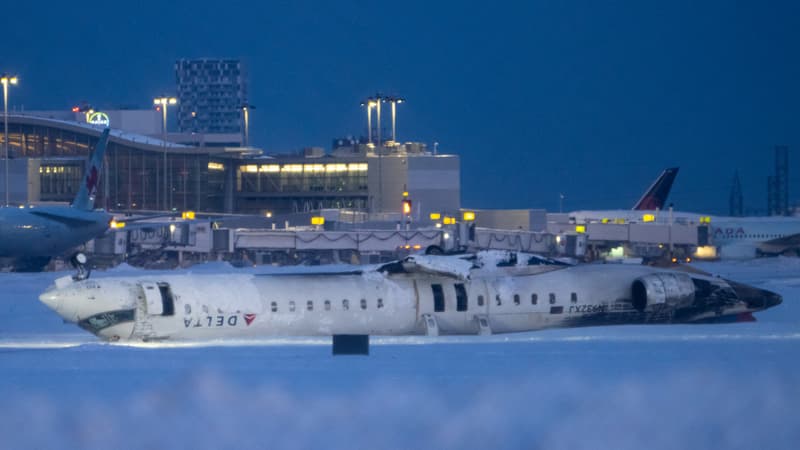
[{"x1": 71, "y1": 106, "x2": 80, "y2": 112}]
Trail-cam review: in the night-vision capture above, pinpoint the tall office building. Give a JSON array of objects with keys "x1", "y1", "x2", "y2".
[{"x1": 175, "y1": 59, "x2": 248, "y2": 135}]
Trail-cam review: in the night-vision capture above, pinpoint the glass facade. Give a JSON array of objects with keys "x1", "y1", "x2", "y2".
[
  {"x1": 234, "y1": 162, "x2": 369, "y2": 213},
  {"x1": 0, "y1": 121, "x2": 224, "y2": 212}
]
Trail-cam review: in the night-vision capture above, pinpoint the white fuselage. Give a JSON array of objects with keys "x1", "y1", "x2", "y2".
[{"x1": 39, "y1": 263, "x2": 762, "y2": 342}]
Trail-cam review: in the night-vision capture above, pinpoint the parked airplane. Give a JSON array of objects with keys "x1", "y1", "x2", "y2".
[
  {"x1": 0, "y1": 128, "x2": 111, "y2": 271},
  {"x1": 39, "y1": 251, "x2": 781, "y2": 354},
  {"x1": 567, "y1": 205, "x2": 800, "y2": 259}
]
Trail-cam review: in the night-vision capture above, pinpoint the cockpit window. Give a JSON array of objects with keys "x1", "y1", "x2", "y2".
[{"x1": 77, "y1": 309, "x2": 135, "y2": 334}]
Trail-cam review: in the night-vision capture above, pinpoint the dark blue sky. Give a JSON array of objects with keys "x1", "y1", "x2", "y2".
[{"x1": 3, "y1": 1, "x2": 799, "y2": 214}]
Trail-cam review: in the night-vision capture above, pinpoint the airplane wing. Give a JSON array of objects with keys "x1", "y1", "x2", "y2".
[{"x1": 378, "y1": 254, "x2": 475, "y2": 279}]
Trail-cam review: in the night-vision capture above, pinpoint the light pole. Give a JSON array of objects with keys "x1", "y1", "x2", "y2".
[
  {"x1": 241, "y1": 104, "x2": 255, "y2": 147},
  {"x1": 385, "y1": 96, "x2": 404, "y2": 143},
  {"x1": 154, "y1": 96, "x2": 177, "y2": 210},
  {"x1": 2, "y1": 74, "x2": 18, "y2": 207},
  {"x1": 360, "y1": 98, "x2": 377, "y2": 145},
  {"x1": 375, "y1": 94, "x2": 382, "y2": 146}
]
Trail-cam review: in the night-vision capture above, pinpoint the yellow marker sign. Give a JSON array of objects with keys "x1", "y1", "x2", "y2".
[
  {"x1": 462, "y1": 211, "x2": 476, "y2": 222},
  {"x1": 429, "y1": 213, "x2": 441, "y2": 220},
  {"x1": 575, "y1": 225, "x2": 586, "y2": 233},
  {"x1": 311, "y1": 216, "x2": 325, "y2": 226},
  {"x1": 182, "y1": 211, "x2": 196, "y2": 220}
]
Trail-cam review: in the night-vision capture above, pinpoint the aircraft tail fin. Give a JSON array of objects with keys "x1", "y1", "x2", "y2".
[
  {"x1": 632, "y1": 167, "x2": 679, "y2": 210},
  {"x1": 71, "y1": 128, "x2": 110, "y2": 211}
]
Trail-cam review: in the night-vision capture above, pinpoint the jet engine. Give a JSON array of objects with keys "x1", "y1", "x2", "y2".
[{"x1": 631, "y1": 272, "x2": 695, "y2": 312}]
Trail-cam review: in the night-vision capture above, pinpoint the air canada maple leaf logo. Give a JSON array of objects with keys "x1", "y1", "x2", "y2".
[
  {"x1": 86, "y1": 166, "x2": 99, "y2": 195},
  {"x1": 244, "y1": 314, "x2": 256, "y2": 326}
]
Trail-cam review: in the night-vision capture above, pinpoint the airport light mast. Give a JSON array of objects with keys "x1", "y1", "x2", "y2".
[
  {"x1": 384, "y1": 96, "x2": 404, "y2": 143},
  {"x1": 154, "y1": 96, "x2": 177, "y2": 210},
  {"x1": 2, "y1": 74, "x2": 18, "y2": 206},
  {"x1": 360, "y1": 97, "x2": 377, "y2": 145},
  {"x1": 241, "y1": 104, "x2": 255, "y2": 147}
]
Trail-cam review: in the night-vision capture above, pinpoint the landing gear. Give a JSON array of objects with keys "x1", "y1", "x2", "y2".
[{"x1": 70, "y1": 252, "x2": 91, "y2": 281}]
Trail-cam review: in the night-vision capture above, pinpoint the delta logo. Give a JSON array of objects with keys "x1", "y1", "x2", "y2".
[
  {"x1": 85, "y1": 166, "x2": 99, "y2": 196},
  {"x1": 244, "y1": 313, "x2": 256, "y2": 326}
]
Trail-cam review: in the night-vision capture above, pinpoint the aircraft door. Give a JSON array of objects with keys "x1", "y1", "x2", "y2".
[
  {"x1": 468, "y1": 279, "x2": 492, "y2": 335},
  {"x1": 140, "y1": 282, "x2": 176, "y2": 317}
]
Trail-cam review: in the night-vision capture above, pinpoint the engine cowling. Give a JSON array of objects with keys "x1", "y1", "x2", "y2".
[{"x1": 631, "y1": 273, "x2": 695, "y2": 312}]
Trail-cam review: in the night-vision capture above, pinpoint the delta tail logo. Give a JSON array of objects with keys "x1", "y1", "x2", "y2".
[
  {"x1": 85, "y1": 166, "x2": 99, "y2": 199},
  {"x1": 244, "y1": 314, "x2": 256, "y2": 326}
]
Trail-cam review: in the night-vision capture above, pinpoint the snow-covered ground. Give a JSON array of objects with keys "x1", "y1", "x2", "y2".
[{"x1": 1, "y1": 259, "x2": 799, "y2": 450}]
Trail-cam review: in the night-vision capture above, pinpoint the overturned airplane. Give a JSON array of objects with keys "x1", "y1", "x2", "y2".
[{"x1": 39, "y1": 252, "x2": 782, "y2": 354}]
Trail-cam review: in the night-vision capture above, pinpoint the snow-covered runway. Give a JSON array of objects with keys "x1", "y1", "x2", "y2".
[{"x1": 1, "y1": 259, "x2": 798, "y2": 450}]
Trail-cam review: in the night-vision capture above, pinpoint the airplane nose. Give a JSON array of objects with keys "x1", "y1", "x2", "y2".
[
  {"x1": 729, "y1": 281, "x2": 783, "y2": 310},
  {"x1": 39, "y1": 289, "x2": 63, "y2": 312}
]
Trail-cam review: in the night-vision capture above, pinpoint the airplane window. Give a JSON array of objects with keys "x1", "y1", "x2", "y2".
[
  {"x1": 571, "y1": 293, "x2": 578, "y2": 303},
  {"x1": 496, "y1": 295, "x2": 502, "y2": 306},
  {"x1": 432, "y1": 284, "x2": 445, "y2": 312},
  {"x1": 513, "y1": 294, "x2": 520, "y2": 306},
  {"x1": 477, "y1": 295, "x2": 484, "y2": 306},
  {"x1": 343, "y1": 299, "x2": 349, "y2": 310},
  {"x1": 289, "y1": 301, "x2": 296, "y2": 312},
  {"x1": 271, "y1": 301, "x2": 277, "y2": 312},
  {"x1": 324, "y1": 300, "x2": 331, "y2": 311},
  {"x1": 549, "y1": 293, "x2": 556, "y2": 304},
  {"x1": 360, "y1": 299, "x2": 367, "y2": 310},
  {"x1": 307, "y1": 301, "x2": 313, "y2": 311},
  {"x1": 455, "y1": 284, "x2": 468, "y2": 312},
  {"x1": 377, "y1": 298, "x2": 384, "y2": 309},
  {"x1": 531, "y1": 294, "x2": 538, "y2": 305}
]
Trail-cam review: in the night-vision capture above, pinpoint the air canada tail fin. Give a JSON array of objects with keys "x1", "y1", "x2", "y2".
[
  {"x1": 632, "y1": 167, "x2": 679, "y2": 210},
  {"x1": 71, "y1": 128, "x2": 110, "y2": 211}
]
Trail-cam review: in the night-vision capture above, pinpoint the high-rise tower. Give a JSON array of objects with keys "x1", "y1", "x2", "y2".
[{"x1": 175, "y1": 59, "x2": 248, "y2": 135}]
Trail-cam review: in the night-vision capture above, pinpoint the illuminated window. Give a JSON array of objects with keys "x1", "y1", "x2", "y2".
[
  {"x1": 326, "y1": 163, "x2": 348, "y2": 172},
  {"x1": 282, "y1": 164, "x2": 303, "y2": 173},
  {"x1": 260, "y1": 164, "x2": 280, "y2": 173},
  {"x1": 304, "y1": 164, "x2": 325, "y2": 173}
]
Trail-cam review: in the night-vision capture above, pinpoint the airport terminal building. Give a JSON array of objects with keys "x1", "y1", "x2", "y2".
[{"x1": 0, "y1": 114, "x2": 460, "y2": 217}]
